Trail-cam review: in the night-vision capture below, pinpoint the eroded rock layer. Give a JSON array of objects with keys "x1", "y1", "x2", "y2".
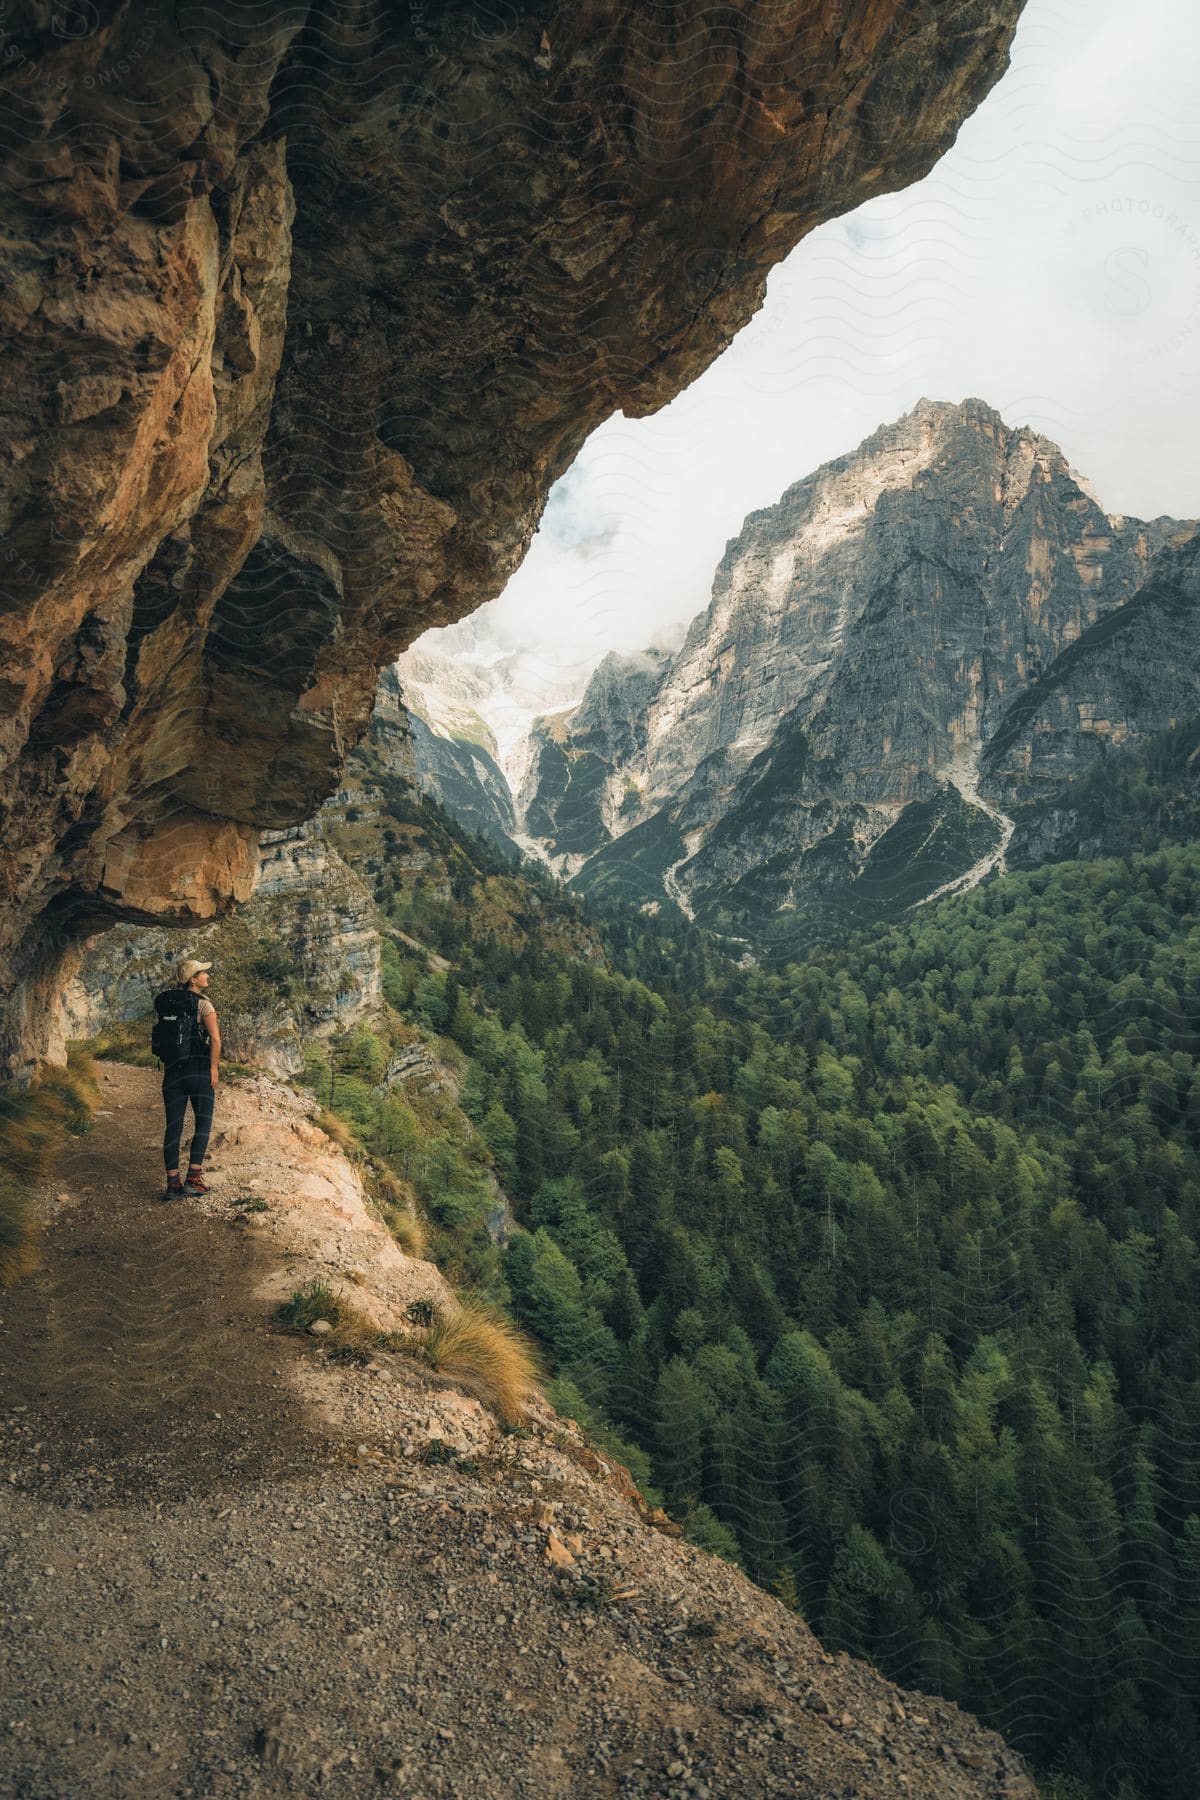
[{"x1": 0, "y1": 0, "x2": 1024, "y2": 1078}]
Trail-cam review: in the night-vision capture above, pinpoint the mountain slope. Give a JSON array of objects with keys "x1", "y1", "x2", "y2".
[
  {"x1": 982, "y1": 529, "x2": 1200, "y2": 803},
  {"x1": 515, "y1": 399, "x2": 1197, "y2": 942},
  {"x1": 519, "y1": 651, "x2": 672, "y2": 869},
  {"x1": 61, "y1": 651, "x2": 1200, "y2": 1797},
  {"x1": 1005, "y1": 711, "x2": 1200, "y2": 868},
  {"x1": 397, "y1": 649, "x2": 586, "y2": 863},
  {"x1": 2, "y1": 1065, "x2": 1038, "y2": 1799},
  {"x1": 403, "y1": 704, "x2": 521, "y2": 861}
]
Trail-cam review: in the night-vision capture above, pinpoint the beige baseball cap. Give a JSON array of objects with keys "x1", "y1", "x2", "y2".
[{"x1": 175, "y1": 958, "x2": 213, "y2": 984}]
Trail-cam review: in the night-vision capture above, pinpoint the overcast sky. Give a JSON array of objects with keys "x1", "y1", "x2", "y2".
[{"x1": 416, "y1": 0, "x2": 1200, "y2": 700}]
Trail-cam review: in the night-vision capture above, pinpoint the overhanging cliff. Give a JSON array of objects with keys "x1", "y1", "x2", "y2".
[{"x1": 0, "y1": 0, "x2": 1025, "y2": 1079}]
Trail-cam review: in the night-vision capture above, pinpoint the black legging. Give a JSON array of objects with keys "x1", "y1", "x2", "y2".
[{"x1": 162, "y1": 1064, "x2": 215, "y2": 1171}]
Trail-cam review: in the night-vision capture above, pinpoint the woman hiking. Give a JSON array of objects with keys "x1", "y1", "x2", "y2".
[{"x1": 159, "y1": 958, "x2": 221, "y2": 1202}]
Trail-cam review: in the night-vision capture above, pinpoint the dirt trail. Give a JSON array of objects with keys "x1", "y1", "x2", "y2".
[
  {"x1": 0, "y1": 1062, "x2": 348, "y2": 1503},
  {"x1": 0, "y1": 1063, "x2": 1041, "y2": 1799}
]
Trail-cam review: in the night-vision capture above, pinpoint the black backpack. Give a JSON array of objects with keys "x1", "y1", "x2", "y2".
[{"x1": 151, "y1": 986, "x2": 209, "y2": 1068}]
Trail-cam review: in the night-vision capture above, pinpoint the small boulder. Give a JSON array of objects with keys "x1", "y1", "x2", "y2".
[{"x1": 543, "y1": 1529, "x2": 576, "y2": 1572}]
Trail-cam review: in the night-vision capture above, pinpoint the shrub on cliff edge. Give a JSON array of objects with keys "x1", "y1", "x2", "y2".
[{"x1": 420, "y1": 1296, "x2": 542, "y2": 1425}]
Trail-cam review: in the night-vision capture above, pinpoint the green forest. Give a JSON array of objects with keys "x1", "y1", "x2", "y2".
[{"x1": 312, "y1": 738, "x2": 1200, "y2": 1800}]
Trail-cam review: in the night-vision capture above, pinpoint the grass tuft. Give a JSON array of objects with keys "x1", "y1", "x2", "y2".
[
  {"x1": 0, "y1": 1173, "x2": 39, "y2": 1289},
  {"x1": 275, "y1": 1277, "x2": 382, "y2": 1351},
  {"x1": 314, "y1": 1108, "x2": 359, "y2": 1158},
  {"x1": 276, "y1": 1277, "x2": 338, "y2": 1331},
  {"x1": 371, "y1": 1163, "x2": 410, "y2": 1208},
  {"x1": 387, "y1": 1207, "x2": 428, "y2": 1257},
  {"x1": 418, "y1": 1295, "x2": 542, "y2": 1426},
  {"x1": 0, "y1": 1048, "x2": 99, "y2": 1287},
  {"x1": 551, "y1": 1573, "x2": 632, "y2": 1612},
  {"x1": 83, "y1": 1015, "x2": 159, "y2": 1067},
  {"x1": 419, "y1": 1437, "x2": 480, "y2": 1474},
  {"x1": 368, "y1": 1163, "x2": 429, "y2": 1257},
  {"x1": 684, "y1": 1614, "x2": 719, "y2": 1639}
]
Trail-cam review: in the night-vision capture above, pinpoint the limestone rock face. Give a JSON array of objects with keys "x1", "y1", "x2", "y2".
[
  {"x1": 521, "y1": 649, "x2": 671, "y2": 866},
  {"x1": 395, "y1": 652, "x2": 520, "y2": 856},
  {"x1": 984, "y1": 532, "x2": 1200, "y2": 810},
  {"x1": 64, "y1": 818, "x2": 383, "y2": 1076},
  {"x1": 0, "y1": 0, "x2": 1026, "y2": 1078},
  {"x1": 519, "y1": 399, "x2": 1197, "y2": 939},
  {"x1": 396, "y1": 638, "x2": 588, "y2": 858},
  {"x1": 406, "y1": 710, "x2": 520, "y2": 859}
]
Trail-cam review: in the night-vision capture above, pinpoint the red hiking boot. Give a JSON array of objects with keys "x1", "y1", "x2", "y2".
[{"x1": 183, "y1": 1168, "x2": 211, "y2": 1195}]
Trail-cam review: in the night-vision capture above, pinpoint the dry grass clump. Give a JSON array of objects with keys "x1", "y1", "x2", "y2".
[
  {"x1": 0, "y1": 1048, "x2": 99, "y2": 1287},
  {"x1": 370, "y1": 1162, "x2": 409, "y2": 1208},
  {"x1": 419, "y1": 1296, "x2": 542, "y2": 1426},
  {"x1": 276, "y1": 1278, "x2": 383, "y2": 1352},
  {"x1": 387, "y1": 1210, "x2": 427, "y2": 1257},
  {"x1": 314, "y1": 1108, "x2": 358, "y2": 1156},
  {"x1": 0, "y1": 1171, "x2": 38, "y2": 1288},
  {"x1": 367, "y1": 1163, "x2": 428, "y2": 1257}
]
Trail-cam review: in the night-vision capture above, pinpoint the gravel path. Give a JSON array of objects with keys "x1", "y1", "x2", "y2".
[{"x1": 0, "y1": 1064, "x2": 1041, "y2": 1798}]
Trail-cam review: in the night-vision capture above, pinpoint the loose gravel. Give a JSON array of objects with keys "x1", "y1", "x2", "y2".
[{"x1": 0, "y1": 1065, "x2": 1041, "y2": 1798}]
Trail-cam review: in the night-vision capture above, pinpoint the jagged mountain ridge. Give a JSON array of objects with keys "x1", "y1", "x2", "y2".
[{"x1": 507, "y1": 398, "x2": 1198, "y2": 940}]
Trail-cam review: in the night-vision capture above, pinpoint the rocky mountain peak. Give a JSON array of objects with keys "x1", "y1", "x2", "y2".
[
  {"x1": 572, "y1": 648, "x2": 673, "y2": 732},
  {"x1": 512, "y1": 400, "x2": 1199, "y2": 937},
  {"x1": 797, "y1": 395, "x2": 1089, "y2": 535},
  {"x1": 624, "y1": 395, "x2": 1124, "y2": 810}
]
